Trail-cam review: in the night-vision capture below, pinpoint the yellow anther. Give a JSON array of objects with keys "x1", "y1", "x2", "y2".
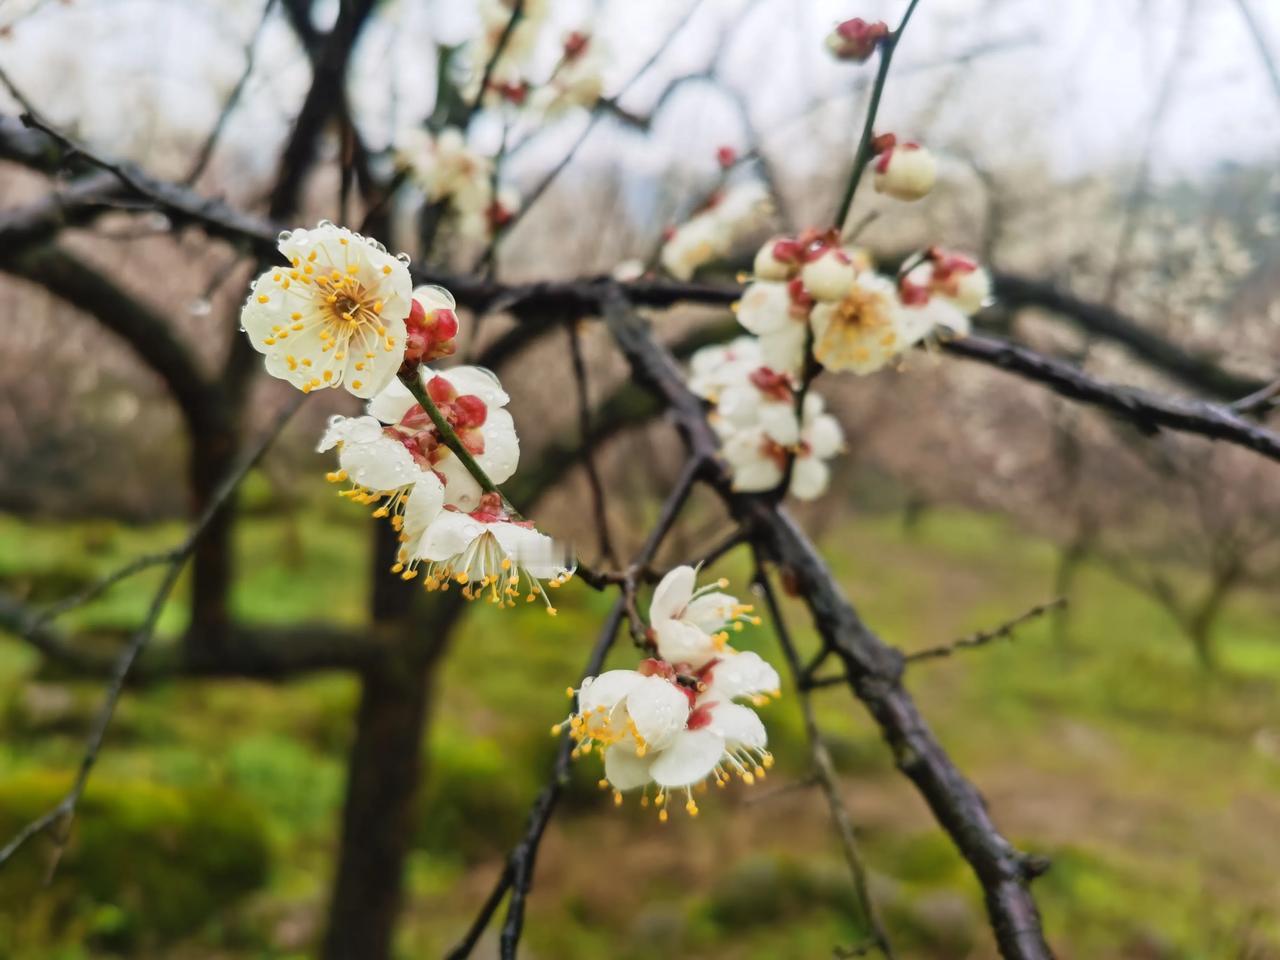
[
  {"x1": 456, "y1": 573, "x2": 469, "y2": 585},
  {"x1": 351, "y1": 380, "x2": 363, "y2": 390},
  {"x1": 685, "y1": 800, "x2": 698, "y2": 817},
  {"x1": 323, "y1": 370, "x2": 333, "y2": 382},
  {"x1": 401, "y1": 569, "x2": 418, "y2": 580},
  {"x1": 565, "y1": 686, "x2": 575, "y2": 698},
  {"x1": 257, "y1": 294, "x2": 269, "y2": 303},
  {"x1": 547, "y1": 607, "x2": 558, "y2": 617},
  {"x1": 551, "y1": 724, "x2": 563, "y2": 736},
  {"x1": 613, "y1": 791, "x2": 623, "y2": 807},
  {"x1": 382, "y1": 264, "x2": 392, "y2": 274},
  {"x1": 372, "y1": 506, "x2": 389, "y2": 518},
  {"x1": 390, "y1": 562, "x2": 404, "y2": 573},
  {"x1": 658, "y1": 809, "x2": 669, "y2": 823}
]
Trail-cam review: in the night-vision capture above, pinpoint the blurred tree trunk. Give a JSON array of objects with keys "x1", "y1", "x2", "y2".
[
  {"x1": 1185, "y1": 564, "x2": 1240, "y2": 673},
  {"x1": 188, "y1": 426, "x2": 238, "y2": 647},
  {"x1": 322, "y1": 521, "x2": 461, "y2": 960}
]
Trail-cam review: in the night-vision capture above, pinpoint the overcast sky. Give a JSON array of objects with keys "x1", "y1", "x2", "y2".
[{"x1": 0, "y1": 0, "x2": 1276, "y2": 193}]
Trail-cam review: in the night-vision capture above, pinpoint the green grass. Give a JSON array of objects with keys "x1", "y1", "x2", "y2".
[{"x1": 1, "y1": 503, "x2": 1278, "y2": 958}]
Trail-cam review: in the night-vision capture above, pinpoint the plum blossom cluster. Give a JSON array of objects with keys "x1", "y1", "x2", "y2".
[
  {"x1": 392, "y1": 12, "x2": 606, "y2": 244},
  {"x1": 472, "y1": 1, "x2": 605, "y2": 115},
  {"x1": 240, "y1": 221, "x2": 573, "y2": 611},
  {"x1": 560, "y1": 565, "x2": 779, "y2": 820},
  {"x1": 395, "y1": 128, "x2": 520, "y2": 244},
  {"x1": 686, "y1": 231, "x2": 990, "y2": 498},
  {"x1": 660, "y1": 176, "x2": 772, "y2": 281}
]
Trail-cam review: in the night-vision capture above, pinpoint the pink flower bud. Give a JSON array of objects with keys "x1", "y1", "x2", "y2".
[
  {"x1": 825, "y1": 18, "x2": 889, "y2": 62},
  {"x1": 716, "y1": 145, "x2": 738, "y2": 169}
]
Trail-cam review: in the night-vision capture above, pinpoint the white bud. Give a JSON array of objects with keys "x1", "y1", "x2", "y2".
[
  {"x1": 800, "y1": 250, "x2": 858, "y2": 302},
  {"x1": 949, "y1": 267, "x2": 991, "y2": 315},
  {"x1": 873, "y1": 145, "x2": 936, "y2": 202},
  {"x1": 753, "y1": 237, "x2": 796, "y2": 281}
]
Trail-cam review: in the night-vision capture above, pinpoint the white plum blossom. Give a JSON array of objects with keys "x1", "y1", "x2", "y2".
[
  {"x1": 735, "y1": 279, "x2": 809, "y2": 376},
  {"x1": 722, "y1": 393, "x2": 844, "y2": 499},
  {"x1": 809, "y1": 271, "x2": 929, "y2": 374},
  {"x1": 649, "y1": 565, "x2": 762, "y2": 668},
  {"x1": 688, "y1": 337, "x2": 762, "y2": 402},
  {"x1": 400, "y1": 494, "x2": 575, "y2": 611},
  {"x1": 562, "y1": 667, "x2": 691, "y2": 762},
  {"x1": 531, "y1": 31, "x2": 605, "y2": 118},
  {"x1": 582, "y1": 652, "x2": 779, "y2": 818},
  {"x1": 240, "y1": 221, "x2": 412, "y2": 398},
  {"x1": 395, "y1": 128, "x2": 517, "y2": 241},
  {"x1": 901, "y1": 248, "x2": 991, "y2": 322}
]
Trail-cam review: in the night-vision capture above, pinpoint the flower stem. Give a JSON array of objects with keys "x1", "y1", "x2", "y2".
[
  {"x1": 832, "y1": 0, "x2": 923, "y2": 233},
  {"x1": 398, "y1": 368, "x2": 520, "y2": 516}
]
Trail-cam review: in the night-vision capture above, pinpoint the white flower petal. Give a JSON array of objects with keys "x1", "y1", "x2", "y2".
[
  {"x1": 737, "y1": 281, "x2": 791, "y2": 335},
  {"x1": 654, "y1": 619, "x2": 718, "y2": 669},
  {"x1": 476, "y1": 408, "x2": 520, "y2": 484},
  {"x1": 338, "y1": 433, "x2": 420, "y2": 492},
  {"x1": 579, "y1": 670, "x2": 646, "y2": 713},
  {"x1": 650, "y1": 729, "x2": 726, "y2": 789},
  {"x1": 683, "y1": 592, "x2": 740, "y2": 634},
  {"x1": 789, "y1": 456, "x2": 830, "y2": 501},
  {"x1": 434, "y1": 451, "x2": 484, "y2": 511},
  {"x1": 708, "y1": 701, "x2": 767, "y2": 750},
  {"x1": 706, "y1": 651, "x2": 780, "y2": 701},
  {"x1": 401, "y1": 474, "x2": 446, "y2": 551},
  {"x1": 604, "y1": 745, "x2": 655, "y2": 791},
  {"x1": 650, "y1": 566, "x2": 696, "y2": 622},
  {"x1": 439, "y1": 365, "x2": 510, "y2": 408},
  {"x1": 416, "y1": 509, "x2": 485, "y2": 561},
  {"x1": 624, "y1": 676, "x2": 691, "y2": 752},
  {"x1": 367, "y1": 378, "x2": 418, "y2": 425}
]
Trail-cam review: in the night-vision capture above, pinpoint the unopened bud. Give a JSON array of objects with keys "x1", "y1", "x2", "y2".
[
  {"x1": 800, "y1": 248, "x2": 858, "y2": 302},
  {"x1": 825, "y1": 18, "x2": 889, "y2": 62},
  {"x1": 716, "y1": 145, "x2": 738, "y2": 169},
  {"x1": 753, "y1": 236, "x2": 801, "y2": 280},
  {"x1": 873, "y1": 142, "x2": 936, "y2": 202}
]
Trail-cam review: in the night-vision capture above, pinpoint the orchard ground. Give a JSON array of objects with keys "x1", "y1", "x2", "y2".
[{"x1": 1, "y1": 480, "x2": 1278, "y2": 959}]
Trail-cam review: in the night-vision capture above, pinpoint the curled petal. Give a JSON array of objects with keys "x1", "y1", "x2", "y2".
[
  {"x1": 650, "y1": 565, "x2": 696, "y2": 623},
  {"x1": 708, "y1": 701, "x2": 767, "y2": 751}
]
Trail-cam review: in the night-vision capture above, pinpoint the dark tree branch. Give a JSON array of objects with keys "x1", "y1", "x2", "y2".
[
  {"x1": 942, "y1": 334, "x2": 1280, "y2": 464},
  {"x1": 989, "y1": 273, "x2": 1264, "y2": 401},
  {"x1": 754, "y1": 560, "x2": 896, "y2": 959},
  {"x1": 599, "y1": 291, "x2": 1053, "y2": 960}
]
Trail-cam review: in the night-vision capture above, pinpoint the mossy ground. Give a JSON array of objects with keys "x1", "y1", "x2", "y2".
[{"x1": 1, "y1": 496, "x2": 1278, "y2": 958}]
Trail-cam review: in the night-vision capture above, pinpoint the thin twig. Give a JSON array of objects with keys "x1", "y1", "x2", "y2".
[
  {"x1": 0, "y1": 395, "x2": 305, "y2": 871},
  {"x1": 185, "y1": 0, "x2": 278, "y2": 184},
  {"x1": 755, "y1": 559, "x2": 897, "y2": 959},
  {"x1": 832, "y1": 0, "x2": 924, "y2": 231},
  {"x1": 1231, "y1": 378, "x2": 1280, "y2": 416},
  {"x1": 806, "y1": 596, "x2": 1065, "y2": 688},
  {"x1": 448, "y1": 457, "x2": 704, "y2": 960}
]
